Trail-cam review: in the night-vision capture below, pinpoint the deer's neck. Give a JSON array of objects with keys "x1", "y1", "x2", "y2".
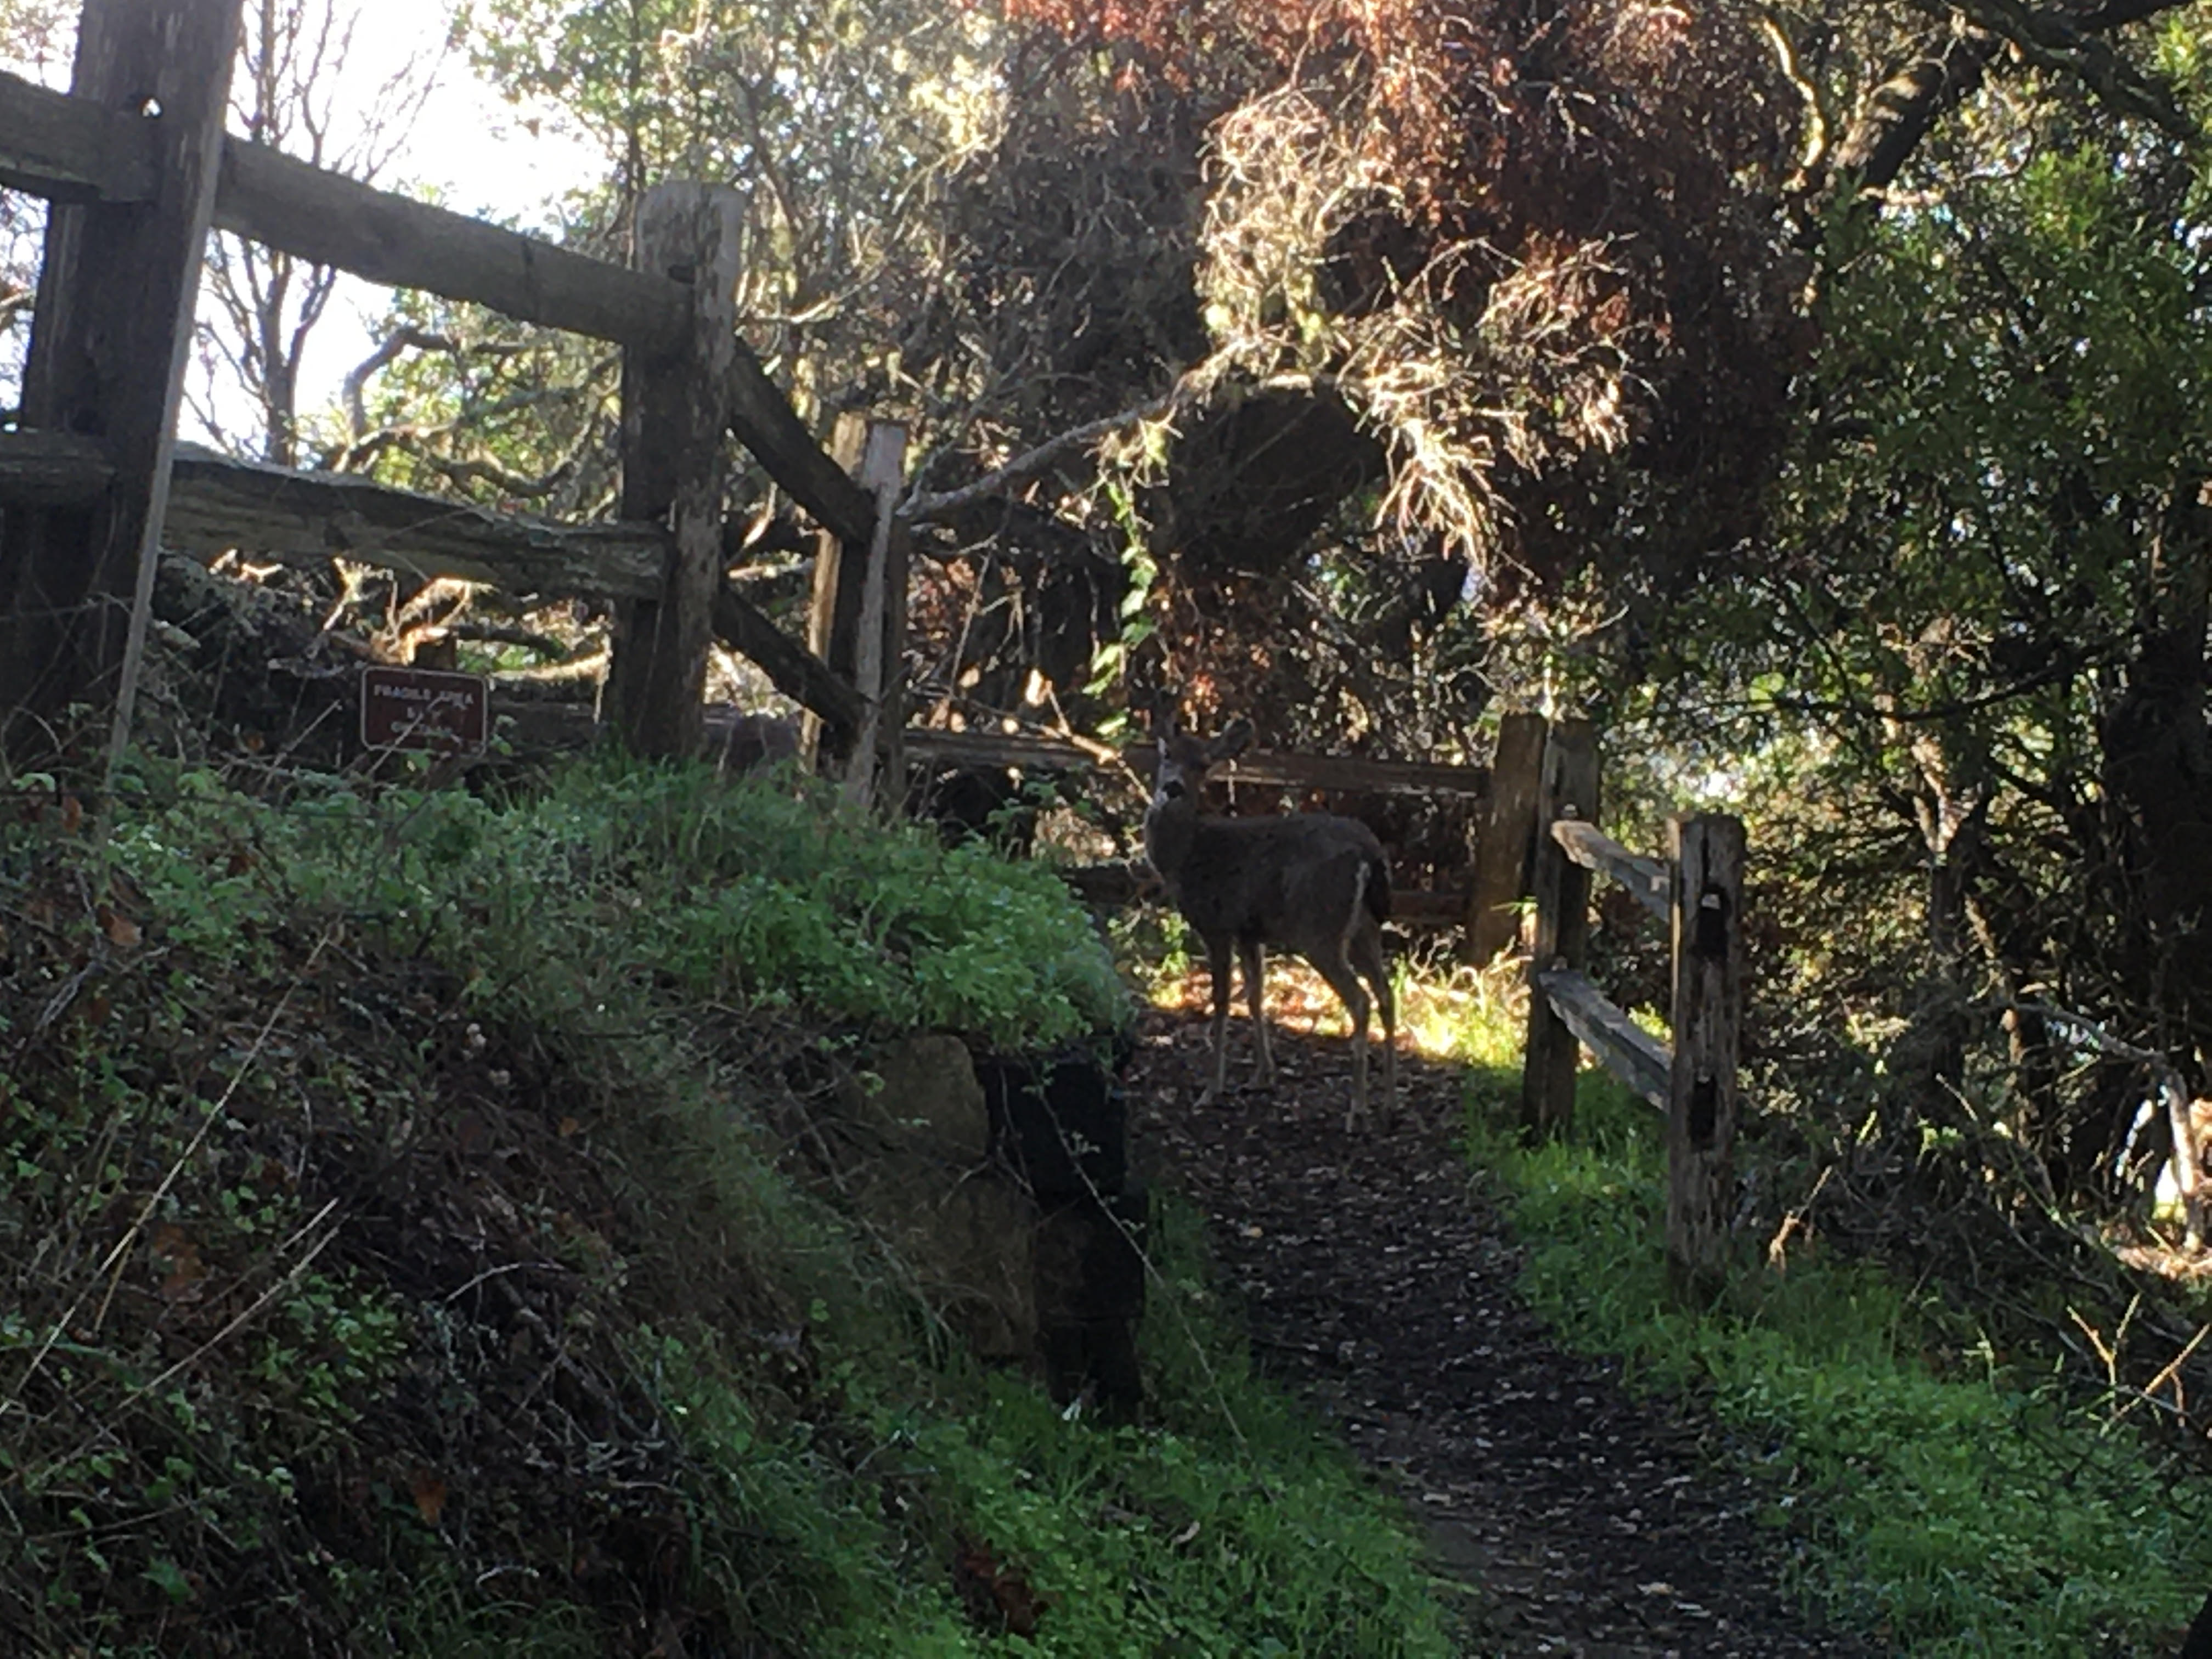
[{"x1": 1143, "y1": 794, "x2": 1202, "y2": 884}]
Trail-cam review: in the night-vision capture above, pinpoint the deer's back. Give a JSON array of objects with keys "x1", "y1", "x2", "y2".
[{"x1": 1171, "y1": 812, "x2": 1387, "y2": 951}]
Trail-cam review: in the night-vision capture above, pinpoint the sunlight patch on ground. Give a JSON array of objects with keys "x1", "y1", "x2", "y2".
[{"x1": 1148, "y1": 956, "x2": 1527, "y2": 1066}]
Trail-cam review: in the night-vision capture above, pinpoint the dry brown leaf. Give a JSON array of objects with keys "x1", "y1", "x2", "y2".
[
  {"x1": 409, "y1": 1468, "x2": 448, "y2": 1526},
  {"x1": 151, "y1": 1223, "x2": 206, "y2": 1301}
]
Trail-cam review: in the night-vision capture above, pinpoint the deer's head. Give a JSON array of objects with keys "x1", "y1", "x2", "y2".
[{"x1": 1151, "y1": 707, "x2": 1252, "y2": 810}]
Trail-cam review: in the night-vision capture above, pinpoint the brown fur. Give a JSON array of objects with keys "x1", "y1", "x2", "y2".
[{"x1": 1143, "y1": 710, "x2": 1397, "y2": 1130}]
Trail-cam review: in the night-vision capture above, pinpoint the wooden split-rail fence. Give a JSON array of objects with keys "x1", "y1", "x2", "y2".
[
  {"x1": 1515, "y1": 718, "x2": 1747, "y2": 1288},
  {"x1": 0, "y1": 7, "x2": 1746, "y2": 1270},
  {"x1": 0, "y1": 0, "x2": 890, "y2": 773},
  {"x1": 0, "y1": 0, "x2": 1520, "y2": 923}
]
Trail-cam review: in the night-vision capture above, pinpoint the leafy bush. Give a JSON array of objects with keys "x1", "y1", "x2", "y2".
[{"x1": 112, "y1": 754, "x2": 1129, "y2": 1052}]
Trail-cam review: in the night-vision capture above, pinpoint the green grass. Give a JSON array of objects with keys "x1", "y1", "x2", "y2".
[
  {"x1": 1458, "y1": 1044, "x2": 2212, "y2": 1657},
  {"x1": 111, "y1": 751, "x2": 1131, "y2": 1053},
  {"x1": 884, "y1": 1193, "x2": 1459, "y2": 1658},
  {"x1": 1, "y1": 753, "x2": 1455, "y2": 1655}
]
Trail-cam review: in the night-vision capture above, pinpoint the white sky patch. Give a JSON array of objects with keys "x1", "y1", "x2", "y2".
[
  {"x1": 283, "y1": 0, "x2": 607, "y2": 428},
  {"x1": 1, "y1": 1, "x2": 603, "y2": 441}
]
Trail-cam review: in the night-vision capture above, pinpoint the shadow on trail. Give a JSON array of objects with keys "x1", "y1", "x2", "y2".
[{"x1": 1131, "y1": 1006, "x2": 1875, "y2": 1658}]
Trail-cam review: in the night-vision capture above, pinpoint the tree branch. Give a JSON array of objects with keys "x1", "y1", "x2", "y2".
[
  {"x1": 1827, "y1": 0, "x2": 2200, "y2": 199},
  {"x1": 899, "y1": 381, "x2": 1198, "y2": 524},
  {"x1": 340, "y1": 324, "x2": 459, "y2": 437}
]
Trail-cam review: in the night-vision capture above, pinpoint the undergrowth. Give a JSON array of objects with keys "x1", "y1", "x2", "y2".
[
  {"x1": 1460, "y1": 1049, "x2": 2212, "y2": 1657},
  {"x1": 0, "y1": 753, "x2": 1449, "y2": 1655}
]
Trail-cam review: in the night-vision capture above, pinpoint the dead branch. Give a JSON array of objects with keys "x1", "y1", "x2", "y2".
[{"x1": 1992, "y1": 997, "x2": 2208, "y2": 1252}]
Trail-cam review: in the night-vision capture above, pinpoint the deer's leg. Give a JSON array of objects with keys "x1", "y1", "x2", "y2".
[
  {"x1": 1313, "y1": 956, "x2": 1372, "y2": 1132},
  {"x1": 1240, "y1": 940, "x2": 1277, "y2": 1088},
  {"x1": 1352, "y1": 924, "x2": 1397, "y2": 1119},
  {"x1": 1199, "y1": 934, "x2": 1234, "y2": 1106}
]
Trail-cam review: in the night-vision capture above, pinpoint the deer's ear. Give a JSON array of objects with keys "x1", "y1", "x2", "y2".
[{"x1": 1208, "y1": 719, "x2": 1254, "y2": 761}]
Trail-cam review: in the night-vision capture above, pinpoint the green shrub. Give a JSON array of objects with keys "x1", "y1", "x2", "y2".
[{"x1": 112, "y1": 755, "x2": 1128, "y2": 1052}]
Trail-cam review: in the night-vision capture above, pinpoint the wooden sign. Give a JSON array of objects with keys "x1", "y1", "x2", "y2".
[{"x1": 359, "y1": 665, "x2": 489, "y2": 752}]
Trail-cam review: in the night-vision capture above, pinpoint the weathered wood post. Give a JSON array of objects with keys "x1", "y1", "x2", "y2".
[
  {"x1": 877, "y1": 433, "x2": 913, "y2": 806},
  {"x1": 0, "y1": 0, "x2": 244, "y2": 760},
  {"x1": 1519, "y1": 718, "x2": 1599, "y2": 1138},
  {"x1": 802, "y1": 413, "x2": 871, "y2": 772},
  {"x1": 1466, "y1": 710, "x2": 1547, "y2": 962},
  {"x1": 842, "y1": 420, "x2": 910, "y2": 805},
  {"x1": 1665, "y1": 812, "x2": 1746, "y2": 1291},
  {"x1": 606, "y1": 182, "x2": 743, "y2": 760}
]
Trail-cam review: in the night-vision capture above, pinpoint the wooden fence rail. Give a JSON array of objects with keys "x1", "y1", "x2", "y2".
[
  {"x1": 0, "y1": 0, "x2": 1503, "y2": 893},
  {"x1": 0, "y1": 2, "x2": 874, "y2": 767},
  {"x1": 899, "y1": 727, "x2": 1494, "y2": 798},
  {"x1": 1517, "y1": 717, "x2": 1746, "y2": 1290}
]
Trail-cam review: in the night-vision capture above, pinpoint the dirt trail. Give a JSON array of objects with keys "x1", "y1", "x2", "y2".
[{"x1": 1131, "y1": 1007, "x2": 1875, "y2": 1658}]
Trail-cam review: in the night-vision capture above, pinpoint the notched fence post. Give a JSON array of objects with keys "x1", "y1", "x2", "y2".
[
  {"x1": 607, "y1": 182, "x2": 743, "y2": 760},
  {"x1": 1666, "y1": 812, "x2": 1746, "y2": 1294},
  {"x1": 0, "y1": 0, "x2": 244, "y2": 760},
  {"x1": 1519, "y1": 717, "x2": 1598, "y2": 1139},
  {"x1": 1468, "y1": 709, "x2": 1547, "y2": 964},
  {"x1": 802, "y1": 413, "x2": 872, "y2": 773}
]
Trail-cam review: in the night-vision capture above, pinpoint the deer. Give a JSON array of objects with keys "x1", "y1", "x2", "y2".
[{"x1": 1143, "y1": 706, "x2": 1397, "y2": 1131}]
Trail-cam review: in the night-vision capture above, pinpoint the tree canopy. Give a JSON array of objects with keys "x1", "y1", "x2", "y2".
[{"x1": 153, "y1": 0, "x2": 2212, "y2": 1195}]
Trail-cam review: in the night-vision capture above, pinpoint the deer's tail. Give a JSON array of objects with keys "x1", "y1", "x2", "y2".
[{"x1": 1363, "y1": 853, "x2": 1392, "y2": 926}]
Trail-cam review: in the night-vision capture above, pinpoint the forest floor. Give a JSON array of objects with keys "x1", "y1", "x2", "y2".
[{"x1": 1131, "y1": 997, "x2": 1878, "y2": 1658}]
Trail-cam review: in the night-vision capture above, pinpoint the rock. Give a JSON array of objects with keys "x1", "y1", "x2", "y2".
[
  {"x1": 861, "y1": 1034, "x2": 990, "y2": 1160},
  {"x1": 978, "y1": 1048, "x2": 1127, "y2": 1201},
  {"x1": 864, "y1": 1170, "x2": 1037, "y2": 1362}
]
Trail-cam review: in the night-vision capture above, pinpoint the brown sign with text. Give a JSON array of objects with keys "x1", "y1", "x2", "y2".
[{"x1": 360, "y1": 666, "x2": 489, "y2": 752}]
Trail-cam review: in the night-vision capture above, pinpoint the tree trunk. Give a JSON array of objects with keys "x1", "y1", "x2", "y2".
[{"x1": 2099, "y1": 554, "x2": 2212, "y2": 1067}]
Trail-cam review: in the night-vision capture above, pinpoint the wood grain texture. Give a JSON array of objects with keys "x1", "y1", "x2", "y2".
[
  {"x1": 1665, "y1": 812, "x2": 1746, "y2": 1291},
  {"x1": 1552, "y1": 817, "x2": 1670, "y2": 922},
  {"x1": 0, "y1": 0, "x2": 241, "y2": 744},
  {"x1": 1519, "y1": 719, "x2": 1600, "y2": 1138},
  {"x1": 1536, "y1": 968, "x2": 1670, "y2": 1109},
  {"x1": 607, "y1": 183, "x2": 743, "y2": 759},
  {"x1": 0, "y1": 63, "x2": 155, "y2": 203},
  {"x1": 1466, "y1": 710, "x2": 1545, "y2": 958},
  {"x1": 214, "y1": 137, "x2": 688, "y2": 353}
]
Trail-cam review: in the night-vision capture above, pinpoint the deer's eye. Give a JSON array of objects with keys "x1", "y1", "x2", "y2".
[{"x1": 1160, "y1": 779, "x2": 1186, "y2": 800}]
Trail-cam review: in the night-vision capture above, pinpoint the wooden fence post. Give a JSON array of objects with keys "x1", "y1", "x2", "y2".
[
  {"x1": 1666, "y1": 812, "x2": 1746, "y2": 1292},
  {"x1": 1519, "y1": 718, "x2": 1599, "y2": 1138},
  {"x1": 878, "y1": 433, "x2": 913, "y2": 808},
  {"x1": 842, "y1": 420, "x2": 910, "y2": 805},
  {"x1": 0, "y1": 0, "x2": 243, "y2": 760},
  {"x1": 606, "y1": 182, "x2": 743, "y2": 760},
  {"x1": 802, "y1": 413, "x2": 871, "y2": 771},
  {"x1": 1466, "y1": 710, "x2": 1547, "y2": 963}
]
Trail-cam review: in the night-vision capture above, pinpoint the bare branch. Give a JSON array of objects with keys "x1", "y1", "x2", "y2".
[
  {"x1": 1829, "y1": 0, "x2": 2200, "y2": 199},
  {"x1": 340, "y1": 325, "x2": 460, "y2": 437},
  {"x1": 900, "y1": 380, "x2": 1198, "y2": 524}
]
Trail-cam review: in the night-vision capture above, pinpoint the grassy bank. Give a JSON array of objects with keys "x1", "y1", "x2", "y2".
[{"x1": 0, "y1": 754, "x2": 1452, "y2": 1656}]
